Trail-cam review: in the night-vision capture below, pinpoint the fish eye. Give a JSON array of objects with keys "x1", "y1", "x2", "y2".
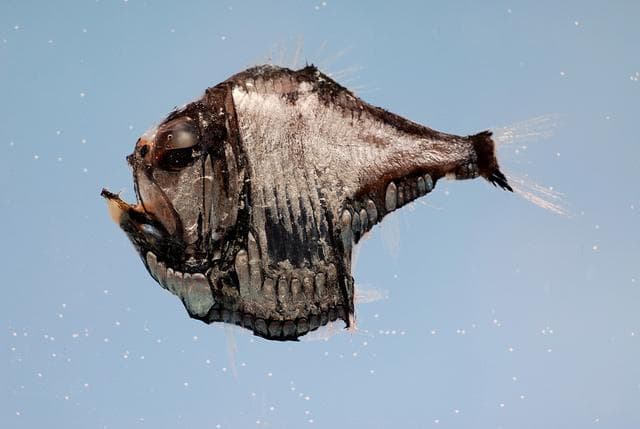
[
  {"x1": 154, "y1": 117, "x2": 200, "y2": 171},
  {"x1": 157, "y1": 146, "x2": 199, "y2": 171}
]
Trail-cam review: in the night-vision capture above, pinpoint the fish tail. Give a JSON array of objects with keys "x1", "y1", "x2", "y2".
[{"x1": 470, "y1": 130, "x2": 513, "y2": 192}]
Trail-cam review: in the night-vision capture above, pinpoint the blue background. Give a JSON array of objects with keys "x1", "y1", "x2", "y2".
[{"x1": 2, "y1": 1, "x2": 639, "y2": 428}]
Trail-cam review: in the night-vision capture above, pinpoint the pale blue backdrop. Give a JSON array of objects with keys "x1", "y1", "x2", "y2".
[{"x1": 2, "y1": 1, "x2": 639, "y2": 428}]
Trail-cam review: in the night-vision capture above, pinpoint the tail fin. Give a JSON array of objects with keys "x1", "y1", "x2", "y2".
[{"x1": 470, "y1": 131, "x2": 513, "y2": 192}]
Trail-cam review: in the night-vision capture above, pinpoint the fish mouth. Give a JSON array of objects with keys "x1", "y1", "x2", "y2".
[{"x1": 101, "y1": 188, "x2": 184, "y2": 264}]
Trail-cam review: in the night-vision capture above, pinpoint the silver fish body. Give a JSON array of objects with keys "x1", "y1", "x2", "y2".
[{"x1": 102, "y1": 65, "x2": 511, "y2": 341}]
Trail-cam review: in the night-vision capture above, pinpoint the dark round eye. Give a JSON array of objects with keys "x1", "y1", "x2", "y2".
[
  {"x1": 139, "y1": 145, "x2": 149, "y2": 158},
  {"x1": 154, "y1": 117, "x2": 200, "y2": 171},
  {"x1": 158, "y1": 146, "x2": 198, "y2": 171}
]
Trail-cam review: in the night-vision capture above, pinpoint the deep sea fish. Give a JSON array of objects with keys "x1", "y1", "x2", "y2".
[{"x1": 102, "y1": 64, "x2": 512, "y2": 341}]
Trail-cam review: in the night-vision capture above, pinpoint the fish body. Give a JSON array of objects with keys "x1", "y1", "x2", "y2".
[{"x1": 102, "y1": 64, "x2": 511, "y2": 341}]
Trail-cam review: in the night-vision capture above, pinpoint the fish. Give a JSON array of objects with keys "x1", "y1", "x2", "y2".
[{"x1": 101, "y1": 64, "x2": 512, "y2": 341}]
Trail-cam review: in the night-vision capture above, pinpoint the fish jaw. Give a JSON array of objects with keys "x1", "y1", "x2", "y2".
[{"x1": 101, "y1": 188, "x2": 183, "y2": 268}]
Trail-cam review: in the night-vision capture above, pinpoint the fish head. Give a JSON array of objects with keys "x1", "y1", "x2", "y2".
[{"x1": 103, "y1": 93, "x2": 244, "y2": 273}]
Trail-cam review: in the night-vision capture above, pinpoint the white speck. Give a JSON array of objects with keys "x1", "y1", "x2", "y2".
[
  {"x1": 170, "y1": 28, "x2": 175, "y2": 33},
  {"x1": 256, "y1": 420, "x2": 261, "y2": 425},
  {"x1": 512, "y1": 376, "x2": 518, "y2": 382},
  {"x1": 592, "y1": 245, "x2": 598, "y2": 251},
  {"x1": 222, "y1": 367, "x2": 227, "y2": 372},
  {"x1": 16, "y1": 411, "x2": 21, "y2": 416},
  {"x1": 115, "y1": 321, "x2": 120, "y2": 326},
  {"x1": 80, "y1": 92, "x2": 85, "y2": 97},
  {"x1": 304, "y1": 395, "x2": 310, "y2": 401},
  {"x1": 47, "y1": 39, "x2": 53, "y2": 44},
  {"x1": 37, "y1": 372, "x2": 43, "y2": 377},
  {"x1": 431, "y1": 330, "x2": 437, "y2": 335},
  {"x1": 308, "y1": 419, "x2": 314, "y2": 424},
  {"x1": 14, "y1": 25, "x2": 20, "y2": 30},
  {"x1": 81, "y1": 138, "x2": 87, "y2": 144},
  {"x1": 183, "y1": 381, "x2": 189, "y2": 387},
  {"x1": 507, "y1": 9, "x2": 512, "y2": 14},
  {"x1": 64, "y1": 395, "x2": 70, "y2": 400},
  {"x1": 103, "y1": 338, "x2": 109, "y2": 343},
  {"x1": 221, "y1": 35, "x2": 227, "y2": 41},
  {"x1": 560, "y1": 71, "x2": 566, "y2": 77},
  {"x1": 508, "y1": 347, "x2": 514, "y2": 352},
  {"x1": 33, "y1": 154, "x2": 39, "y2": 160},
  {"x1": 547, "y1": 348, "x2": 553, "y2": 353},
  {"x1": 84, "y1": 383, "x2": 89, "y2": 388},
  {"x1": 82, "y1": 28, "x2": 87, "y2": 33},
  {"x1": 499, "y1": 403, "x2": 505, "y2": 408},
  {"x1": 269, "y1": 406, "x2": 275, "y2": 411},
  {"x1": 216, "y1": 425, "x2": 221, "y2": 429},
  {"x1": 9, "y1": 141, "x2": 14, "y2": 146},
  {"x1": 370, "y1": 369, "x2": 375, "y2": 374},
  {"x1": 56, "y1": 130, "x2": 61, "y2": 135},
  {"x1": 205, "y1": 359, "x2": 211, "y2": 364},
  {"x1": 520, "y1": 394, "x2": 525, "y2": 399},
  {"x1": 83, "y1": 168, "x2": 88, "y2": 173},
  {"x1": 267, "y1": 372, "x2": 273, "y2": 377},
  {"x1": 454, "y1": 409, "x2": 460, "y2": 414},
  {"x1": 574, "y1": 20, "x2": 580, "y2": 26},
  {"x1": 434, "y1": 419, "x2": 440, "y2": 424}
]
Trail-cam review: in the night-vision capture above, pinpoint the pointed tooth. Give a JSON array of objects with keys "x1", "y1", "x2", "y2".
[
  {"x1": 157, "y1": 261, "x2": 168, "y2": 289},
  {"x1": 184, "y1": 273, "x2": 213, "y2": 317},
  {"x1": 268, "y1": 320, "x2": 283, "y2": 338},
  {"x1": 242, "y1": 314, "x2": 254, "y2": 329},
  {"x1": 417, "y1": 177, "x2": 426, "y2": 196},
  {"x1": 359, "y1": 209, "x2": 368, "y2": 232},
  {"x1": 146, "y1": 252, "x2": 158, "y2": 280},
  {"x1": 366, "y1": 199, "x2": 378, "y2": 224},
  {"x1": 424, "y1": 174, "x2": 434, "y2": 192},
  {"x1": 314, "y1": 272, "x2": 326, "y2": 299},
  {"x1": 235, "y1": 249, "x2": 250, "y2": 298},
  {"x1": 283, "y1": 321, "x2": 296, "y2": 338},
  {"x1": 385, "y1": 182, "x2": 397, "y2": 212},
  {"x1": 296, "y1": 318, "x2": 309, "y2": 336},
  {"x1": 340, "y1": 210, "x2": 353, "y2": 252},
  {"x1": 309, "y1": 314, "x2": 320, "y2": 330},
  {"x1": 254, "y1": 318, "x2": 268, "y2": 336}
]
